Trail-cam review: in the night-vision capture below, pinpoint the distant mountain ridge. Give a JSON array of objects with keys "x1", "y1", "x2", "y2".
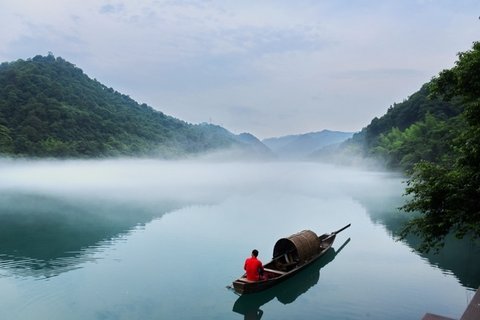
[
  {"x1": 262, "y1": 130, "x2": 354, "y2": 159},
  {"x1": 0, "y1": 54, "x2": 269, "y2": 158}
]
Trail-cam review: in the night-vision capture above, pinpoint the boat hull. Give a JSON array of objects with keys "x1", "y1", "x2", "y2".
[{"x1": 232, "y1": 232, "x2": 337, "y2": 295}]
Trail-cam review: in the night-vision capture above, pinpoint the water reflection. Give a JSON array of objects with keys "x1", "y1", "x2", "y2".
[
  {"x1": 232, "y1": 238, "x2": 350, "y2": 319},
  {"x1": 417, "y1": 234, "x2": 480, "y2": 289},
  {"x1": 0, "y1": 192, "x2": 177, "y2": 278},
  {"x1": 357, "y1": 190, "x2": 480, "y2": 289}
]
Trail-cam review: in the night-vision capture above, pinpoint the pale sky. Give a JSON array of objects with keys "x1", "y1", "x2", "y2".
[{"x1": 1, "y1": 1, "x2": 479, "y2": 138}]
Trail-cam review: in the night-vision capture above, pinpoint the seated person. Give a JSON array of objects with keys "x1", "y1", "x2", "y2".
[{"x1": 244, "y1": 249, "x2": 265, "y2": 281}]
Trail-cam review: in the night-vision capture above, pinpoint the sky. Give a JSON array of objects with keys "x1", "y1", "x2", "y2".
[{"x1": 1, "y1": 1, "x2": 479, "y2": 139}]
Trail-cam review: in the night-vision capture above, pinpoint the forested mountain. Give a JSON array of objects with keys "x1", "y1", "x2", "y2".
[
  {"x1": 263, "y1": 130, "x2": 354, "y2": 159},
  {"x1": 0, "y1": 54, "x2": 267, "y2": 158},
  {"x1": 313, "y1": 80, "x2": 464, "y2": 168},
  {"x1": 330, "y1": 42, "x2": 480, "y2": 251},
  {"x1": 346, "y1": 84, "x2": 463, "y2": 170}
]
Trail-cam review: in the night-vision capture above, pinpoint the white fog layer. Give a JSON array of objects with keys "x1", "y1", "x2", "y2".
[{"x1": 0, "y1": 159, "x2": 403, "y2": 206}]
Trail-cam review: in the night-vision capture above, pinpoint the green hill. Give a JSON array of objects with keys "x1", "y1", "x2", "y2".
[
  {"x1": 313, "y1": 79, "x2": 463, "y2": 170},
  {"x1": 332, "y1": 42, "x2": 480, "y2": 251},
  {"x1": 346, "y1": 84, "x2": 463, "y2": 169},
  {"x1": 0, "y1": 54, "x2": 258, "y2": 158}
]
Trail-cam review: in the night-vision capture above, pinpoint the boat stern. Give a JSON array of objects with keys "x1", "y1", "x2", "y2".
[{"x1": 232, "y1": 280, "x2": 246, "y2": 295}]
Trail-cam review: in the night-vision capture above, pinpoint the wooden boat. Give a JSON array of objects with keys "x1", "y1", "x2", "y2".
[
  {"x1": 232, "y1": 238, "x2": 351, "y2": 317},
  {"x1": 232, "y1": 224, "x2": 351, "y2": 295}
]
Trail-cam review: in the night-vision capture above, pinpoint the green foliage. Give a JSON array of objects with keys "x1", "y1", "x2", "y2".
[
  {"x1": 430, "y1": 42, "x2": 480, "y2": 102},
  {"x1": 350, "y1": 84, "x2": 462, "y2": 154},
  {"x1": 342, "y1": 42, "x2": 480, "y2": 252},
  {"x1": 0, "y1": 123, "x2": 13, "y2": 153},
  {"x1": 0, "y1": 55, "x2": 239, "y2": 158},
  {"x1": 373, "y1": 113, "x2": 461, "y2": 171},
  {"x1": 399, "y1": 42, "x2": 480, "y2": 251},
  {"x1": 401, "y1": 161, "x2": 464, "y2": 251}
]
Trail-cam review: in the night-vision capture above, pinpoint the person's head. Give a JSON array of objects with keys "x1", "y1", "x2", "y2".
[{"x1": 252, "y1": 249, "x2": 259, "y2": 257}]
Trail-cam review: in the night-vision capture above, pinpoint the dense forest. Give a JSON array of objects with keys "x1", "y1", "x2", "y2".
[
  {"x1": 343, "y1": 84, "x2": 462, "y2": 171},
  {"x1": 341, "y1": 42, "x2": 480, "y2": 251},
  {"x1": 0, "y1": 54, "x2": 257, "y2": 158}
]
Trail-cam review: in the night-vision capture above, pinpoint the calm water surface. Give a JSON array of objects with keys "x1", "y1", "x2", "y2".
[{"x1": 0, "y1": 159, "x2": 478, "y2": 319}]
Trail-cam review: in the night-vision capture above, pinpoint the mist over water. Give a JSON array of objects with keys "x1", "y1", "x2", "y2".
[
  {"x1": 0, "y1": 158, "x2": 402, "y2": 211},
  {"x1": 0, "y1": 159, "x2": 477, "y2": 319}
]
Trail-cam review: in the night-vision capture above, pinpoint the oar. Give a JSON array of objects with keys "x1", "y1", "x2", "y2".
[
  {"x1": 322, "y1": 223, "x2": 351, "y2": 242},
  {"x1": 332, "y1": 223, "x2": 351, "y2": 235}
]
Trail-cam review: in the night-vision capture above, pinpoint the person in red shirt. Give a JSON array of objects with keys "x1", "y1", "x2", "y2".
[{"x1": 244, "y1": 249, "x2": 265, "y2": 281}]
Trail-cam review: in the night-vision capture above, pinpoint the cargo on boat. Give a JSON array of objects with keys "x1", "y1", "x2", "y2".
[{"x1": 232, "y1": 224, "x2": 351, "y2": 295}]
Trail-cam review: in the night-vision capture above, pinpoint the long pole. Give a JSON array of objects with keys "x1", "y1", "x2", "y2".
[{"x1": 333, "y1": 223, "x2": 351, "y2": 235}]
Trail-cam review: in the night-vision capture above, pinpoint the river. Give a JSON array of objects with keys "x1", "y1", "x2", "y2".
[{"x1": 0, "y1": 159, "x2": 478, "y2": 319}]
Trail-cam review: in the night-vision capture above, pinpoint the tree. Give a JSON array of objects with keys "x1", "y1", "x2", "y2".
[
  {"x1": 373, "y1": 113, "x2": 460, "y2": 172},
  {"x1": 400, "y1": 42, "x2": 480, "y2": 251},
  {"x1": 0, "y1": 124, "x2": 13, "y2": 153}
]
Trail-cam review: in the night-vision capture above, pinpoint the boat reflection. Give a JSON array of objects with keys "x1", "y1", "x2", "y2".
[{"x1": 232, "y1": 238, "x2": 350, "y2": 319}]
